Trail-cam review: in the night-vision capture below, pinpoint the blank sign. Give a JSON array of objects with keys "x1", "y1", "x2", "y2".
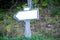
[{"x1": 14, "y1": 9, "x2": 39, "y2": 21}]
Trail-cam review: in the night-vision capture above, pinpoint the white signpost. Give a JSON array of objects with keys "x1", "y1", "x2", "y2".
[
  {"x1": 13, "y1": 0, "x2": 39, "y2": 38},
  {"x1": 14, "y1": 8, "x2": 39, "y2": 21}
]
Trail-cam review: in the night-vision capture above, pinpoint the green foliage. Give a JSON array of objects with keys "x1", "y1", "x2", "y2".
[
  {"x1": 42, "y1": 2, "x2": 47, "y2": 7},
  {"x1": 0, "y1": 9, "x2": 5, "y2": 20},
  {"x1": 0, "y1": 36, "x2": 60, "y2": 40},
  {"x1": 38, "y1": 7, "x2": 42, "y2": 10},
  {"x1": 33, "y1": 0, "x2": 48, "y2": 7},
  {"x1": 46, "y1": 17, "x2": 58, "y2": 24},
  {"x1": 33, "y1": 0, "x2": 39, "y2": 5},
  {"x1": 40, "y1": 0, "x2": 48, "y2": 7},
  {"x1": 51, "y1": 9, "x2": 60, "y2": 16},
  {"x1": 53, "y1": 0, "x2": 60, "y2": 6},
  {"x1": 30, "y1": 20, "x2": 37, "y2": 24}
]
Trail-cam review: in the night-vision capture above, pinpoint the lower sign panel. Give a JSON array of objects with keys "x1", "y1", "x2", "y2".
[{"x1": 14, "y1": 9, "x2": 39, "y2": 21}]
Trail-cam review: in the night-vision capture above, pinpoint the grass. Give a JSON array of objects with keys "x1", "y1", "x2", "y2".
[{"x1": 0, "y1": 35, "x2": 60, "y2": 40}]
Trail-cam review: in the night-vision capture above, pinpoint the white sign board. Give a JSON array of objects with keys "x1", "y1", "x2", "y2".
[{"x1": 14, "y1": 9, "x2": 39, "y2": 21}]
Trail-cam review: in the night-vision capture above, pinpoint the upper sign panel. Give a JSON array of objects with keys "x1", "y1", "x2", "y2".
[{"x1": 14, "y1": 9, "x2": 39, "y2": 21}]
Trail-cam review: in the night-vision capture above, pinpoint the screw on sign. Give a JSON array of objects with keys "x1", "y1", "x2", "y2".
[{"x1": 13, "y1": 0, "x2": 39, "y2": 38}]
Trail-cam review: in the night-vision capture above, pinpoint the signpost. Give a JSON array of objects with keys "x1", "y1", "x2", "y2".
[
  {"x1": 14, "y1": 9, "x2": 39, "y2": 21},
  {"x1": 13, "y1": 0, "x2": 39, "y2": 38},
  {"x1": 27, "y1": 0, "x2": 32, "y2": 8}
]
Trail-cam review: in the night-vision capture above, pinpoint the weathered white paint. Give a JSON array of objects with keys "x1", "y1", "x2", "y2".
[
  {"x1": 15, "y1": 9, "x2": 39, "y2": 21},
  {"x1": 24, "y1": 20, "x2": 31, "y2": 38}
]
